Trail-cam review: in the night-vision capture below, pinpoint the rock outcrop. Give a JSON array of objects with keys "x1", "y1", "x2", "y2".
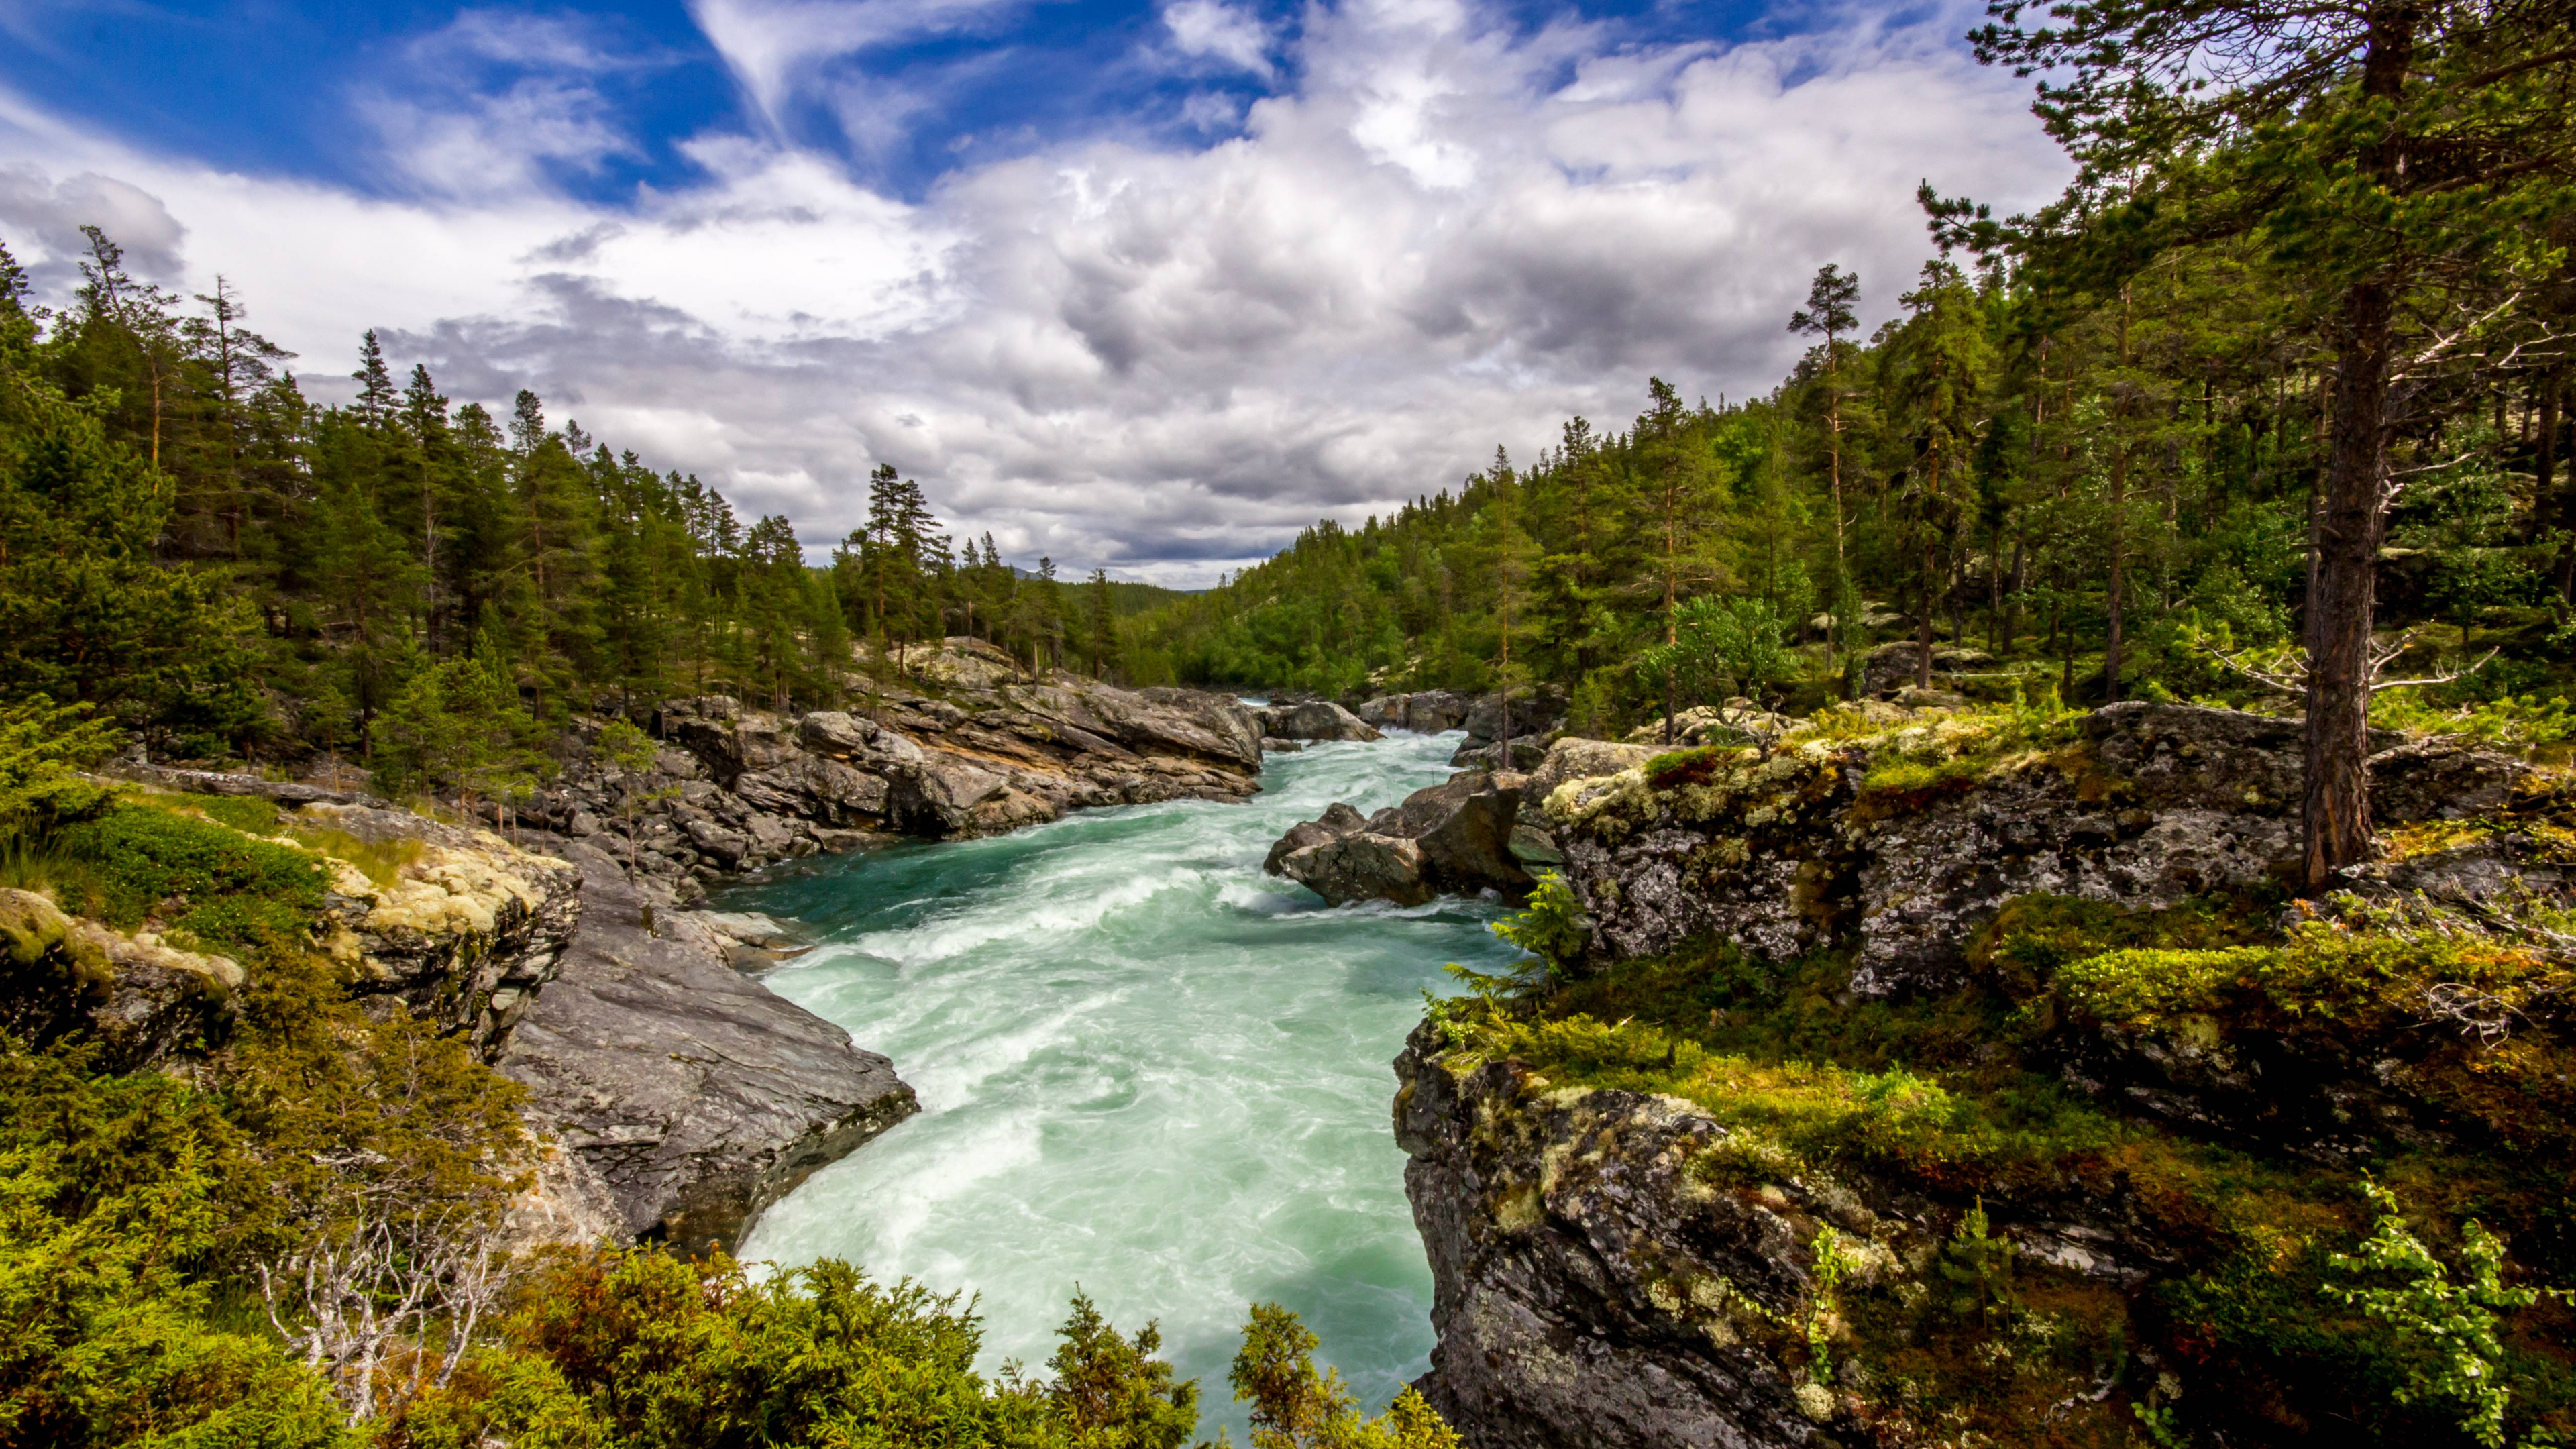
[
  {"x1": 511, "y1": 642, "x2": 1262, "y2": 899},
  {"x1": 1397, "y1": 1030, "x2": 1829, "y2": 1449},
  {"x1": 82, "y1": 775, "x2": 587, "y2": 1061},
  {"x1": 0, "y1": 888, "x2": 246, "y2": 1071},
  {"x1": 1257, "y1": 699, "x2": 1385, "y2": 742},
  {"x1": 1545, "y1": 700, "x2": 2521, "y2": 996},
  {"x1": 1507, "y1": 737, "x2": 1655, "y2": 867},
  {"x1": 301, "y1": 802, "x2": 584, "y2": 1055},
  {"x1": 1398, "y1": 703, "x2": 2576, "y2": 1449},
  {"x1": 39, "y1": 776, "x2": 918, "y2": 1258},
  {"x1": 496, "y1": 843, "x2": 918, "y2": 1255},
  {"x1": 1266, "y1": 772, "x2": 1534, "y2": 905},
  {"x1": 1356, "y1": 690, "x2": 1475, "y2": 733}
]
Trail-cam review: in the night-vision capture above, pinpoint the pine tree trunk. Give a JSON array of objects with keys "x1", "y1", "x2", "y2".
[
  {"x1": 2538, "y1": 374, "x2": 2571, "y2": 598},
  {"x1": 2303, "y1": 279, "x2": 2395, "y2": 890},
  {"x1": 2301, "y1": 0, "x2": 2413, "y2": 891}
]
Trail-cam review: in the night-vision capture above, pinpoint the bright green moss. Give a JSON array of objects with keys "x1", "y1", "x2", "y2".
[{"x1": 2055, "y1": 946, "x2": 2280, "y2": 1026}]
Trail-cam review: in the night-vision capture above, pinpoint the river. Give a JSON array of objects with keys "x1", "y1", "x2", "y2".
[{"x1": 722, "y1": 727, "x2": 1519, "y2": 1434}]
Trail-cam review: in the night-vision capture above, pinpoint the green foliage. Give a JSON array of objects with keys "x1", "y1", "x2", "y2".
[
  {"x1": 48, "y1": 804, "x2": 325, "y2": 949},
  {"x1": 0, "y1": 1051, "x2": 350, "y2": 1449},
  {"x1": 0, "y1": 698, "x2": 121, "y2": 833},
  {"x1": 1638, "y1": 594, "x2": 1796, "y2": 717},
  {"x1": 1228, "y1": 1301, "x2": 1458, "y2": 1449},
  {"x1": 1935, "y1": 1199, "x2": 2019, "y2": 1330},
  {"x1": 2374, "y1": 691, "x2": 2576, "y2": 751},
  {"x1": 1803, "y1": 1225, "x2": 1856, "y2": 1379},
  {"x1": 402, "y1": 1252, "x2": 1208, "y2": 1449},
  {"x1": 370, "y1": 654, "x2": 553, "y2": 812},
  {"x1": 1489, "y1": 871, "x2": 1587, "y2": 978},
  {"x1": 2325, "y1": 1179, "x2": 2573, "y2": 1448},
  {"x1": 1045, "y1": 1291, "x2": 1198, "y2": 1449}
]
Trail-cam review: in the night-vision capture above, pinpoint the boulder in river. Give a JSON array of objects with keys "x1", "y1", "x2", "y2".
[
  {"x1": 1448, "y1": 686, "x2": 1566, "y2": 767},
  {"x1": 1258, "y1": 700, "x2": 1384, "y2": 743},
  {"x1": 1355, "y1": 690, "x2": 1474, "y2": 733},
  {"x1": 1265, "y1": 772, "x2": 1532, "y2": 906}
]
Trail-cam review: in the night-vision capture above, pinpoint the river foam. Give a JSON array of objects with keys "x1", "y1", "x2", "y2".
[{"x1": 726, "y1": 729, "x2": 1519, "y2": 1434}]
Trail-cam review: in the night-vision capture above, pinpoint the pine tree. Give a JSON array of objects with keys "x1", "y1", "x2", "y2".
[
  {"x1": 1085, "y1": 567, "x2": 1116, "y2": 679},
  {"x1": 352, "y1": 330, "x2": 396, "y2": 429},
  {"x1": 1966, "y1": 0, "x2": 2576, "y2": 883},
  {"x1": 1789, "y1": 264, "x2": 1861, "y2": 668}
]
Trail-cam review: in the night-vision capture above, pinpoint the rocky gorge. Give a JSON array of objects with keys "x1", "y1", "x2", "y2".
[
  {"x1": 46, "y1": 643, "x2": 1276, "y2": 1257},
  {"x1": 36, "y1": 664, "x2": 2576, "y2": 1448}
]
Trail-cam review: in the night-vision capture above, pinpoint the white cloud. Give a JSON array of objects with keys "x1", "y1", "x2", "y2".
[
  {"x1": 355, "y1": 9, "x2": 665, "y2": 200},
  {"x1": 1161, "y1": 0, "x2": 1276, "y2": 77},
  {"x1": 0, "y1": 0, "x2": 2068, "y2": 584},
  {"x1": 688, "y1": 0, "x2": 1022, "y2": 123}
]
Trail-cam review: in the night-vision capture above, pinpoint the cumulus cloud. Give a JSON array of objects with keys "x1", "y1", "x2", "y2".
[
  {"x1": 0, "y1": 0, "x2": 2069, "y2": 582},
  {"x1": 0, "y1": 164, "x2": 186, "y2": 286},
  {"x1": 1162, "y1": 0, "x2": 1277, "y2": 77}
]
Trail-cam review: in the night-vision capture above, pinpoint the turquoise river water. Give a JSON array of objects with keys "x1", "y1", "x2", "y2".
[{"x1": 722, "y1": 728, "x2": 1519, "y2": 1434}]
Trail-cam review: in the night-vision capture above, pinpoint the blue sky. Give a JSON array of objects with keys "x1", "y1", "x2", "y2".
[
  {"x1": 7, "y1": 2, "x2": 1786, "y2": 201},
  {"x1": 0, "y1": 0, "x2": 2065, "y2": 581}
]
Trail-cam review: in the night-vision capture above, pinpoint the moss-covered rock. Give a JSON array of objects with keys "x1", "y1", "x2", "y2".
[
  {"x1": 1399, "y1": 872, "x2": 2576, "y2": 1446},
  {"x1": 1547, "y1": 701, "x2": 2550, "y2": 1000}
]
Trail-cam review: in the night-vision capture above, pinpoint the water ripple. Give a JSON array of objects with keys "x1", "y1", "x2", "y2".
[{"x1": 724, "y1": 729, "x2": 1519, "y2": 1434}]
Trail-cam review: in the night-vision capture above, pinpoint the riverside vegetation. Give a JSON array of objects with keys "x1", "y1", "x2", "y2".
[{"x1": 5, "y1": 0, "x2": 2576, "y2": 1444}]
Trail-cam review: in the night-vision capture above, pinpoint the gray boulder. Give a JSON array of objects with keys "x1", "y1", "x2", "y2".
[
  {"x1": 1447, "y1": 738, "x2": 1550, "y2": 771},
  {"x1": 1258, "y1": 700, "x2": 1384, "y2": 743},
  {"x1": 1265, "y1": 801, "x2": 1371, "y2": 874},
  {"x1": 796, "y1": 710, "x2": 879, "y2": 757},
  {"x1": 1460, "y1": 687, "x2": 1566, "y2": 749},
  {"x1": 732, "y1": 753, "x2": 892, "y2": 824},
  {"x1": 890, "y1": 753, "x2": 1010, "y2": 832},
  {"x1": 1356, "y1": 690, "x2": 1474, "y2": 733},
  {"x1": 1289, "y1": 834, "x2": 1432, "y2": 908},
  {"x1": 1523, "y1": 737, "x2": 1654, "y2": 804},
  {"x1": 1265, "y1": 773, "x2": 1533, "y2": 905},
  {"x1": 498, "y1": 843, "x2": 918, "y2": 1255},
  {"x1": 1858, "y1": 641, "x2": 1994, "y2": 699}
]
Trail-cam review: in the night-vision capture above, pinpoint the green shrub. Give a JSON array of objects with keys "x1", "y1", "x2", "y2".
[
  {"x1": 48, "y1": 806, "x2": 326, "y2": 949},
  {"x1": 0, "y1": 1051, "x2": 350, "y2": 1449},
  {"x1": 1491, "y1": 871, "x2": 1588, "y2": 977},
  {"x1": 0, "y1": 696, "x2": 120, "y2": 835},
  {"x1": 1230, "y1": 1301, "x2": 1457, "y2": 1449},
  {"x1": 397, "y1": 1250, "x2": 1208, "y2": 1449}
]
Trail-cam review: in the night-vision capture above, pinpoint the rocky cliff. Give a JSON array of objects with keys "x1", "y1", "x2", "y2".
[
  {"x1": 1397, "y1": 700, "x2": 2576, "y2": 1449},
  {"x1": 516, "y1": 640, "x2": 1263, "y2": 900},
  {"x1": 494, "y1": 843, "x2": 916, "y2": 1255}
]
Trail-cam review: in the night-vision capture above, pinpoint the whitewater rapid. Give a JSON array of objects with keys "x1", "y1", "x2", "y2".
[{"x1": 727, "y1": 728, "x2": 1518, "y2": 1432}]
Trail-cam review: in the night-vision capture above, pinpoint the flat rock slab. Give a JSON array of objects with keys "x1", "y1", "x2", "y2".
[{"x1": 498, "y1": 844, "x2": 918, "y2": 1256}]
